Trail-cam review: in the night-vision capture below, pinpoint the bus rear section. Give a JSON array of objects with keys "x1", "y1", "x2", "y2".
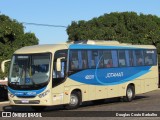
[{"x1": 67, "y1": 45, "x2": 158, "y2": 104}]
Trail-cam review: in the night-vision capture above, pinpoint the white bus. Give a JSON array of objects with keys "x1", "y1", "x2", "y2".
[
  {"x1": 0, "y1": 59, "x2": 10, "y2": 100},
  {"x1": 8, "y1": 40, "x2": 159, "y2": 110}
]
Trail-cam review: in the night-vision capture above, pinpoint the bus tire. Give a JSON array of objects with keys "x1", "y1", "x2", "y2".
[
  {"x1": 65, "y1": 91, "x2": 81, "y2": 110},
  {"x1": 123, "y1": 85, "x2": 135, "y2": 102}
]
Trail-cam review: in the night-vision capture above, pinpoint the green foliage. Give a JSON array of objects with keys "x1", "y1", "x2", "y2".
[
  {"x1": 67, "y1": 12, "x2": 160, "y2": 64},
  {"x1": 0, "y1": 14, "x2": 39, "y2": 78}
]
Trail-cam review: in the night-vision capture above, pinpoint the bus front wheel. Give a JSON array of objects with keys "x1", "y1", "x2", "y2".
[
  {"x1": 65, "y1": 91, "x2": 81, "y2": 109},
  {"x1": 123, "y1": 85, "x2": 135, "y2": 102}
]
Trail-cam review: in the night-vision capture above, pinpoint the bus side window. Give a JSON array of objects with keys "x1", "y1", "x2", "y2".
[
  {"x1": 70, "y1": 51, "x2": 79, "y2": 70},
  {"x1": 98, "y1": 50, "x2": 104, "y2": 68},
  {"x1": 81, "y1": 50, "x2": 88, "y2": 69},
  {"x1": 129, "y1": 50, "x2": 134, "y2": 66},
  {"x1": 53, "y1": 50, "x2": 67, "y2": 79},
  {"x1": 135, "y1": 50, "x2": 144, "y2": 66},
  {"x1": 118, "y1": 50, "x2": 126, "y2": 67},
  {"x1": 103, "y1": 50, "x2": 113, "y2": 68},
  {"x1": 91, "y1": 50, "x2": 98, "y2": 68},
  {"x1": 153, "y1": 50, "x2": 157, "y2": 65},
  {"x1": 144, "y1": 50, "x2": 156, "y2": 66},
  {"x1": 111, "y1": 50, "x2": 118, "y2": 67},
  {"x1": 87, "y1": 50, "x2": 92, "y2": 68}
]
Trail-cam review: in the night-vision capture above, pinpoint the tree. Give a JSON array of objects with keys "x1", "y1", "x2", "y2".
[
  {"x1": 0, "y1": 14, "x2": 39, "y2": 78},
  {"x1": 67, "y1": 12, "x2": 160, "y2": 64}
]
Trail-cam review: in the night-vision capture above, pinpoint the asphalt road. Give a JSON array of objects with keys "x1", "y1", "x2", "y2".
[{"x1": 0, "y1": 89, "x2": 160, "y2": 120}]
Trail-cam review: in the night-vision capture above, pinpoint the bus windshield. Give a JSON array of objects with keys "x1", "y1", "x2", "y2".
[{"x1": 9, "y1": 53, "x2": 51, "y2": 89}]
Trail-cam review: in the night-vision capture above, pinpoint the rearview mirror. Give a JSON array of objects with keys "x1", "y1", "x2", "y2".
[
  {"x1": 56, "y1": 57, "x2": 66, "y2": 71},
  {"x1": 1, "y1": 59, "x2": 11, "y2": 73}
]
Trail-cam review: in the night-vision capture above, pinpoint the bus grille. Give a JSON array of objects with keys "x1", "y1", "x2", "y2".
[{"x1": 14, "y1": 100, "x2": 40, "y2": 104}]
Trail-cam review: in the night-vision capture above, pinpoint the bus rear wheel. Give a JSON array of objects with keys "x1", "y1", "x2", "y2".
[
  {"x1": 65, "y1": 91, "x2": 81, "y2": 110},
  {"x1": 123, "y1": 85, "x2": 135, "y2": 102}
]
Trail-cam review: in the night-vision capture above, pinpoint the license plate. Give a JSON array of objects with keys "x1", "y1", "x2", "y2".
[{"x1": 21, "y1": 100, "x2": 29, "y2": 103}]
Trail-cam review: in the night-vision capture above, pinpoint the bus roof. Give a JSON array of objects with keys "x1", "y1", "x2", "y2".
[
  {"x1": 14, "y1": 40, "x2": 156, "y2": 54},
  {"x1": 14, "y1": 44, "x2": 69, "y2": 54},
  {"x1": 68, "y1": 40, "x2": 156, "y2": 49},
  {"x1": 69, "y1": 44, "x2": 156, "y2": 50}
]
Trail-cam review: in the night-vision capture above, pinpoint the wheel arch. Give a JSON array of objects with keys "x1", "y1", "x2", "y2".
[
  {"x1": 64, "y1": 88, "x2": 83, "y2": 109},
  {"x1": 124, "y1": 83, "x2": 136, "y2": 101},
  {"x1": 70, "y1": 88, "x2": 82, "y2": 104},
  {"x1": 128, "y1": 83, "x2": 135, "y2": 88}
]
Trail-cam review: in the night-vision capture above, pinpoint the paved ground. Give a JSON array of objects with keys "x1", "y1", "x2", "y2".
[{"x1": 0, "y1": 89, "x2": 160, "y2": 120}]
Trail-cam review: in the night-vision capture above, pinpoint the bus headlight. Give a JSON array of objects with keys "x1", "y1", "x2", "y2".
[{"x1": 38, "y1": 90, "x2": 50, "y2": 98}]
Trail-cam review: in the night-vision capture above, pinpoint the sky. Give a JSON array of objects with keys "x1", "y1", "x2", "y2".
[{"x1": 0, "y1": 0, "x2": 160, "y2": 44}]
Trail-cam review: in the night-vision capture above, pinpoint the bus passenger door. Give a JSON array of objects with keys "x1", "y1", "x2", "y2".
[{"x1": 52, "y1": 50, "x2": 67, "y2": 105}]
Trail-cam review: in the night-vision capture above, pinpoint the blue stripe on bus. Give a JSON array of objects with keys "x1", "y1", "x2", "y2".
[
  {"x1": 69, "y1": 66, "x2": 151, "y2": 85},
  {"x1": 69, "y1": 44, "x2": 145, "y2": 50},
  {"x1": 8, "y1": 86, "x2": 46, "y2": 97}
]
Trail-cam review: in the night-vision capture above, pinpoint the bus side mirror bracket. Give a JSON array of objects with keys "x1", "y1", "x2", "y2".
[
  {"x1": 56, "y1": 57, "x2": 66, "y2": 71},
  {"x1": 1, "y1": 59, "x2": 11, "y2": 73}
]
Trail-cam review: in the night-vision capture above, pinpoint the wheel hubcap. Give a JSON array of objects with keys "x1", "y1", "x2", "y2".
[
  {"x1": 70, "y1": 95, "x2": 78, "y2": 105},
  {"x1": 127, "y1": 88, "x2": 133, "y2": 99}
]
